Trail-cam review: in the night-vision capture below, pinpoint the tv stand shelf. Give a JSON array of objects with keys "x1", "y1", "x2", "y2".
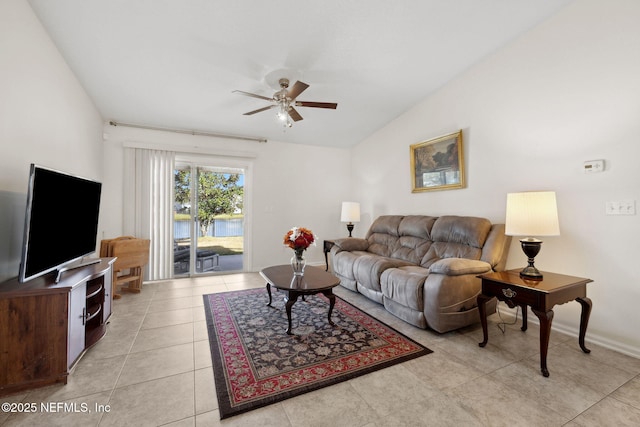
[{"x1": 0, "y1": 258, "x2": 115, "y2": 397}]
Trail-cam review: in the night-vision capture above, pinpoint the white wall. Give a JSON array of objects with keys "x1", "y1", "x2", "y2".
[
  {"x1": 102, "y1": 125, "x2": 352, "y2": 271},
  {"x1": 351, "y1": 0, "x2": 640, "y2": 357},
  {"x1": 4, "y1": 0, "x2": 637, "y2": 357},
  {"x1": 0, "y1": 0, "x2": 105, "y2": 282}
]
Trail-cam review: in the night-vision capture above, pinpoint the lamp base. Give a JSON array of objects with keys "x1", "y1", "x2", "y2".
[
  {"x1": 519, "y1": 265, "x2": 543, "y2": 279},
  {"x1": 519, "y1": 238, "x2": 543, "y2": 280},
  {"x1": 346, "y1": 223, "x2": 354, "y2": 238}
]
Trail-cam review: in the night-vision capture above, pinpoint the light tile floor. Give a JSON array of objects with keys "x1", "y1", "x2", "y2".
[{"x1": 2, "y1": 272, "x2": 640, "y2": 426}]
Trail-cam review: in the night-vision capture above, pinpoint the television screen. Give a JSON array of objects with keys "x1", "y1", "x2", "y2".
[{"x1": 19, "y1": 164, "x2": 102, "y2": 283}]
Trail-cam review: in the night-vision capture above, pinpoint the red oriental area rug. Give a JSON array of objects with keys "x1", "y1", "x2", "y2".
[{"x1": 203, "y1": 288, "x2": 432, "y2": 419}]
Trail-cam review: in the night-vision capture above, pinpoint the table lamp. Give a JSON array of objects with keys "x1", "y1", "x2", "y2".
[
  {"x1": 340, "y1": 202, "x2": 360, "y2": 237},
  {"x1": 505, "y1": 191, "x2": 560, "y2": 280}
]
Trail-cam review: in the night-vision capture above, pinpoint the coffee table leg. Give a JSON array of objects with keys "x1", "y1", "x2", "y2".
[
  {"x1": 266, "y1": 283, "x2": 272, "y2": 307},
  {"x1": 323, "y1": 290, "x2": 336, "y2": 326},
  {"x1": 576, "y1": 297, "x2": 592, "y2": 354},
  {"x1": 285, "y1": 291, "x2": 300, "y2": 335}
]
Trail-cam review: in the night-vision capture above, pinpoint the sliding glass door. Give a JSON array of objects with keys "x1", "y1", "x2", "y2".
[{"x1": 173, "y1": 161, "x2": 245, "y2": 276}]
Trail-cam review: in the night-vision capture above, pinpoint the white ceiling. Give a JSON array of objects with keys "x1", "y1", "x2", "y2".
[{"x1": 28, "y1": 0, "x2": 572, "y2": 148}]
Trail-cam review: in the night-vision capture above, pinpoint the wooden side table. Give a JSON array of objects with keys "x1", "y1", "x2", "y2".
[
  {"x1": 323, "y1": 239, "x2": 336, "y2": 271},
  {"x1": 477, "y1": 269, "x2": 593, "y2": 377}
]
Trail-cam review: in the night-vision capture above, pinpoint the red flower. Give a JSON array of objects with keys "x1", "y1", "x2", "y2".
[{"x1": 283, "y1": 227, "x2": 316, "y2": 251}]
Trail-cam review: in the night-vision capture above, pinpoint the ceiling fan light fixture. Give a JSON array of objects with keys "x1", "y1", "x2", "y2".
[
  {"x1": 234, "y1": 77, "x2": 337, "y2": 129},
  {"x1": 276, "y1": 101, "x2": 290, "y2": 125}
]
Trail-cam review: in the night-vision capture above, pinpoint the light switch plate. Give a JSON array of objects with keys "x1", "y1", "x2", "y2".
[{"x1": 606, "y1": 200, "x2": 636, "y2": 215}]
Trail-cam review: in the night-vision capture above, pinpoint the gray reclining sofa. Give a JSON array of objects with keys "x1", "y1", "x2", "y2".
[{"x1": 330, "y1": 215, "x2": 511, "y2": 333}]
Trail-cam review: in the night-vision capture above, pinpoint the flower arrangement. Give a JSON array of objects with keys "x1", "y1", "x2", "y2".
[
  {"x1": 284, "y1": 227, "x2": 315, "y2": 276},
  {"x1": 283, "y1": 227, "x2": 316, "y2": 252}
]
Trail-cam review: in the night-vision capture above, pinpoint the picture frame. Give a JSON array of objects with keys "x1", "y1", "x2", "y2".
[{"x1": 410, "y1": 130, "x2": 465, "y2": 192}]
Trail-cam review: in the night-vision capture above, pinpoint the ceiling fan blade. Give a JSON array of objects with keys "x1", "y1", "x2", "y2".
[
  {"x1": 233, "y1": 90, "x2": 273, "y2": 101},
  {"x1": 288, "y1": 107, "x2": 303, "y2": 122},
  {"x1": 295, "y1": 101, "x2": 338, "y2": 109},
  {"x1": 243, "y1": 105, "x2": 276, "y2": 115},
  {"x1": 287, "y1": 81, "x2": 309, "y2": 100}
]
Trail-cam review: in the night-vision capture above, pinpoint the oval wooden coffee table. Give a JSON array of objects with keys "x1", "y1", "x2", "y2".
[{"x1": 260, "y1": 265, "x2": 340, "y2": 335}]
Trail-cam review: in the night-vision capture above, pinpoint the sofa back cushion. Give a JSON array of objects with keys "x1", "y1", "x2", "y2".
[
  {"x1": 365, "y1": 215, "x2": 403, "y2": 257},
  {"x1": 420, "y1": 216, "x2": 492, "y2": 267},
  {"x1": 390, "y1": 215, "x2": 436, "y2": 264},
  {"x1": 363, "y1": 215, "x2": 501, "y2": 268},
  {"x1": 481, "y1": 223, "x2": 511, "y2": 270}
]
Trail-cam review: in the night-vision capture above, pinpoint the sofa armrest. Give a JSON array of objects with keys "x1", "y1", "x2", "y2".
[
  {"x1": 332, "y1": 237, "x2": 370, "y2": 252},
  {"x1": 428, "y1": 258, "x2": 492, "y2": 276}
]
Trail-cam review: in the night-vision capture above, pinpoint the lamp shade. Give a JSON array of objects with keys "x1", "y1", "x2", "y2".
[
  {"x1": 505, "y1": 191, "x2": 560, "y2": 237},
  {"x1": 340, "y1": 202, "x2": 360, "y2": 223}
]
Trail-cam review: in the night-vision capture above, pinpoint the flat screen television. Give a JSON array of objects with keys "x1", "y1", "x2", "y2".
[{"x1": 19, "y1": 164, "x2": 102, "y2": 283}]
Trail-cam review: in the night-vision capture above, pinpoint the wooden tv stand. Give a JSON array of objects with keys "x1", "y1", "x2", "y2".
[{"x1": 0, "y1": 258, "x2": 115, "y2": 397}]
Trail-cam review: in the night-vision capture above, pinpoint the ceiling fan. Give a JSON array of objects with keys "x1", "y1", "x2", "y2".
[{"x1": 233, "y1": 78, "x2": 337, "y2": 127}]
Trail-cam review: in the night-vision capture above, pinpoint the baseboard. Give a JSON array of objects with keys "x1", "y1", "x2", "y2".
[
  {"x1": 552, "y1": 323, "x2": 640, "y2": 359},
  {"x1": 496, "y1": 303, "x2": 640, "y2": 359}
]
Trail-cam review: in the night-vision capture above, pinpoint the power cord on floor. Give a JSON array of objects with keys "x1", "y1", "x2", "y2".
[{"x1": 496, "y1": 303, "x2": 520, "y2": 334}]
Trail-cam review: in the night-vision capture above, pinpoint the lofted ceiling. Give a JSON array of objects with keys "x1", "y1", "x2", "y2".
[{"x1": 27, "y1": 0, "x2": 572, "y2": 148}]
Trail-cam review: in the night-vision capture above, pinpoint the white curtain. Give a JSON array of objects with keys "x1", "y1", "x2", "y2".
[{"x1": 123, "y1": 148, "x2": 175, "y2": 281}]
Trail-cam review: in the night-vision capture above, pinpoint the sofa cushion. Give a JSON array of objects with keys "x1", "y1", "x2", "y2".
[
  {"x1": 431, "y1": 215, "x2": 491, "y2": 247},
  {"x1": 421, "y1": 243, "x2": 483, "y2": 267},
  {"x1": 366, "y1": 216, "x2": 403, "y2": 257},
  {"x1": 332, "y1": 237, "x2": 369, "y2": 252},
  {"x1": 480, "y1": 224, "x2": 511, "y2": 270},
  {"x1": 420, "y1": 216, "x2": 491, "y2": 267},
  {"x1": 381, "y1": 266, "x2": 429, "y2": 311},
  {"x1": 331, "y1": 250, "x2": 370, "y2": 292},
  {"x1": 398, "y1": 215, "x2": 436, "y2": 239},
  {"x1": 429, "y1": 258, "x2": 492, "y2": 276},
  {"x1": 353, "y1": 254, "x2": 412, "y2": 293},
  {"x1": 368, "y1": 215, "x2": 403, "y2": 236},
  {"x1": 390, "y1": 215, "x2": 436, "y2": 264}
]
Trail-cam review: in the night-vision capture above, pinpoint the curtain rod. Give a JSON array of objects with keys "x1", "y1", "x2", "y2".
[{"x1": 108, "y1": 121, "x2": 267, "y2": 143}]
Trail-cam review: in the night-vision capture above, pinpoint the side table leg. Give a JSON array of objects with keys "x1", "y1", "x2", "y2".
[
  {"x1": 266, "y1": 283, "x2": 272, "y2": 307},
  {"x1": 477, "y1": 294, "x2": 492, "y2": 347},
  {"x1": 323, "y1": 290, "x2": 336, "y2": 326},
  {"x1": 521, "y1": 304, "x2": 528, "y2": 332},
  {"x1": 532, "y1": 308, "x2": 554, "y2": 377},
  {"x1": 576, "y1": 297, "x2": 592, "y2": 353},
  {"x1": 285, "y1": 291, "x2": 300, "y2": 335}
]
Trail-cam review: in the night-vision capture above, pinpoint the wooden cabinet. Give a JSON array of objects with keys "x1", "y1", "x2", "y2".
[{"x1": 0, "y1": 258, "x2": 115, "y2": 396}]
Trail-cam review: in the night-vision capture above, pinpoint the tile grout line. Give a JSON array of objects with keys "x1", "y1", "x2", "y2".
[{"x1": 97, "y1": 289, "x2": 153, "y2": 425}]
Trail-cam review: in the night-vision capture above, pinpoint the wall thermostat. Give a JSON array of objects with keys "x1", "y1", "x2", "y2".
[{"x1": 583, "y1": 159, "x2": 604, "y2": 173}]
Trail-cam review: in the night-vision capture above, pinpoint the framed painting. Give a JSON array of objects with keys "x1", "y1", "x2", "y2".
[{"x1": 410, "y1": 130, "x2": 465, "y2": 192}]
